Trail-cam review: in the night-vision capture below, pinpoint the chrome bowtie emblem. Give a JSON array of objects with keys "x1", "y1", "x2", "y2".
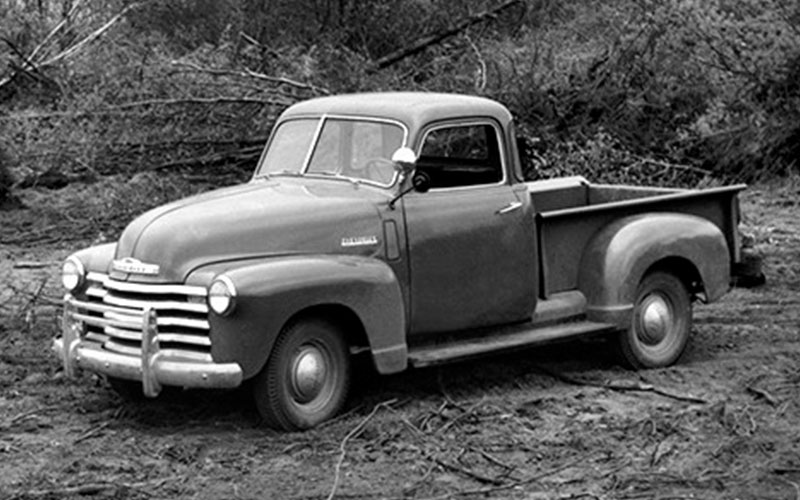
[{"x1": 112, "y1": 257, "x2": 160, "y2": 275}]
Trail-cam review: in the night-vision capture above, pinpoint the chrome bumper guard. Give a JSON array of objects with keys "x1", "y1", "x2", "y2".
[{"x1": 54, "y1": 296, "x2": 243, "y2": 397}]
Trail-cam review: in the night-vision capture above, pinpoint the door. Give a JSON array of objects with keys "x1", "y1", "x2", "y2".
[{"x1": 402, "y1": 121, "x2": 537, "y2": 334}]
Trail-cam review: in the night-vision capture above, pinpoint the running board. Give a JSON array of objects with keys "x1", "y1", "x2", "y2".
[{"x1": 408, "y1": 320, "x2": 618, "y2": 368}]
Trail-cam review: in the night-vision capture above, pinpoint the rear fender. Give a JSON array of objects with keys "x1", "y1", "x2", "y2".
[
  {"x1": 578, "y1": 213, "x2": 730, "y2": 326},
  {"x1": 189, "y1": 255, "x2": 407, "y2": 379}
]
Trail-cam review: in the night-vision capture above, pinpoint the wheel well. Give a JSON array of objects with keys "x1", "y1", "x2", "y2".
[
  {"x1": 284, "y1": 304, "x2": 369, "y2": 350},
  {"x1": 645, "y1": 257, "x2": 704, "y2": 300}
]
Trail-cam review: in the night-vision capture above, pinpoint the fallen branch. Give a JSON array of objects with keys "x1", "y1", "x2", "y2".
[
  {"x1": 629, "y1": 155, "x2": 711, "y2": 176},
  {"x1": 431, "y1": 456, "x2": 504, "y2": 486},
  {"x1": 12, "y1": 476, "x2": 179, "y2": 499},
  {"x1": 15, "y1": 277, "x2": 50, "y2": 321},
  {"x1": 472, "y1": 447, "x2": 515, "y2": 472},
  {"x1": 112, "y1": 96, "x2": 291, "y2": 109},
  {"x1": 327, "y1": 399, "x2": 398, "y2": 500},
  {"x1": 27, "y1": 0, "x2": 84, "y2": 62},
  {"x1": 13, "y1": 261, "x2": 58, "y2": 269},
  {"x1": 414, "y1": 453, "x2": 595, "y2": 500},
  {"x1": 150, "y1": 146, "x2": 263, "y2": 171},
  {"x1": 746, "y1": 386, "x2": 779, "y2": 406},
  {"x1": 172, "y1": 60, "x2": 328, "y2": 96},
  {"x1": 244, "y1": 68, "x2": 329, "y2": 95},
  {"x1": 370, "y1": 0, "x2": 522, "y2": 71},
  {"x1": 437, "y1": 398, "x2": 484, "y2": 433},
  {"x1": 534, "y1": 366, "x2": 708, "y2": 404},
  {"x1": 4, "y1": 404, "x2": 63, "y2": 427},
  {"x1": 73, "y1": 422, "x2": 112, "y2": 444},
  {"x1": 39, "y1": 3, "x2": 142, "y2": 68}
]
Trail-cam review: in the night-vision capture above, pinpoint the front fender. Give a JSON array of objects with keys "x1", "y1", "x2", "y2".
[
  {"x1": 578, "y1": 213, "x2": 730, "y2": 326},
  {"x1": 69, "y1": 242, "x2": 117, "y2": 274},
  {"x1": 188, "y1": 255, "x2": 407, "y2": 380}
]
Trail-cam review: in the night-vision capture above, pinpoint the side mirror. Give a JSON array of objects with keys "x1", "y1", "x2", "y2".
[
  {"x1": 391, "y1": 147, "x2": 417, "y2": 176},
  {"x1": 411, "y1": 171, "x2": 431, "y2": 193},
  {"x1": 388, "y1": 148, "x2": 428, "y2": 209}
]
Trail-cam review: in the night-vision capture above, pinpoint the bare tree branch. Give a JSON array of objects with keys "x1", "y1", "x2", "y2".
[{"x1": 369, "y1": 0, "x2": 522, "y2": 71}]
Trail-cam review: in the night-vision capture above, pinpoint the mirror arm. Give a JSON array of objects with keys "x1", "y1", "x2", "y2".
[{"x1": 388, "y1": 173, "x2": 412, "y2": 210}]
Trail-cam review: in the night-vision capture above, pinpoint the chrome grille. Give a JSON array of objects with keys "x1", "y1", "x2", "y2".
[{"x1": 76, "y1": 272, "x2": 211, "y2": 359}]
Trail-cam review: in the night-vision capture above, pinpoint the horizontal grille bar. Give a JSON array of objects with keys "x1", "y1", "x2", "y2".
[
  {"x1": 87, "y1": 286, "x2": 208, "y2": 314},
  {"x1": 87, "y1": 272, "x2": 207, "y2": 296}
]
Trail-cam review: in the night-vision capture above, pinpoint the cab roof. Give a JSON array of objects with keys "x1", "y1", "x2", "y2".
[{"x1": 279, "y1": 92, "x2": 513, "y2": 134}]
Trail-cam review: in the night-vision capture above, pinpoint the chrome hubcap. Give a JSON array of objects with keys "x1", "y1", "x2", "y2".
[
  {"x1": 291, "y1": 346, "x2": 327, "y2": 404},
  {"x1": 638, "y1": 295, "x2": 672, "y2": 345}
]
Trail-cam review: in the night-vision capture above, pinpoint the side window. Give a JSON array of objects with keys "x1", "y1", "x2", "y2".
[{"x1": 418, "y1": 123, "x2": 503, "y2": 189}]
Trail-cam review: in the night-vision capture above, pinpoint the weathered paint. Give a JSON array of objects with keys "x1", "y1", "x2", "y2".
[
  {"x1": 577, "y1": 213, "x2": 730, "y2": 325},
  {"x1": 535, "y1": 183, "x2": 743, "y2": 297},
  {"x1": 193, "y1": 255, "x2": 407, "y2": 378},
  {"x1": 402, "y1": 182, "x2": 537, "y2": 334},
  {"x1": 113, "y1": 178, "x2": 390, "y2": 283}
]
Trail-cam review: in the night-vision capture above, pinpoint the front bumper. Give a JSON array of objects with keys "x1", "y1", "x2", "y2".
[{"x1": 54, "y1": 298, "x2": 243, "y2": 397}]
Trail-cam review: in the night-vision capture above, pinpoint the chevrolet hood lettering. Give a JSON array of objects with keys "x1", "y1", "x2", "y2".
[
  {"x1": 112, "y1": 258, "x2": 160, "y2": 275},
  {"x1": 341, "y1": 236, "x2": 379, "y2": 247}
]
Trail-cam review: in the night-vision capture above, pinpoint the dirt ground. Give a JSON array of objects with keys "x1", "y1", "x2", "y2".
[{"x1": 1, "y1": 178, "x2": 799, "y2": 500}]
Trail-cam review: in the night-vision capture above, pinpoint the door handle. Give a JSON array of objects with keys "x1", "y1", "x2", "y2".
[{"x1": 496, "y1": 201, "x2": 523, "y2": 215}]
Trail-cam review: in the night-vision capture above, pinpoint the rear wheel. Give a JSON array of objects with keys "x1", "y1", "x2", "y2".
[
  {"x1": 253, "y1": 318, "x2": 351, "y2": 431},
  {"x1": 619, "y1": 271, "x2": 692, "y2": 369}
]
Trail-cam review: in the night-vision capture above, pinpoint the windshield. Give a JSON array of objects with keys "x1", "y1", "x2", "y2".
[{"x1": 256, "y1": 117, "x2": 406, "y2": 187}]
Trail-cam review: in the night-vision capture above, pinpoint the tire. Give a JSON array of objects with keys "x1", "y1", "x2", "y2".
[
  {"x1": 618, "y1": 271, "x2": 692, "y2": 369},
  {"x1": 253, "y1": 318, "x2": 351, "y2": 431}
]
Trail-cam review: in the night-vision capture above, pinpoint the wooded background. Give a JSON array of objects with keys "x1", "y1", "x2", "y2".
[{"x1": 1, "y1": 0, "x2": 799, "y2": 206}]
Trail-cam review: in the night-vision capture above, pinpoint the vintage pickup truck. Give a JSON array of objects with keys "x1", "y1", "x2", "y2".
[{"x1": 55, "y1": 92, "x2": 748, "y2": 430}]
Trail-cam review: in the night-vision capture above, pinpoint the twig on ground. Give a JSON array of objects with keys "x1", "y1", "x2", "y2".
[
  {"x1": 438, "y1": 398, "x2": 484, "y2": 433},
  {"x1": 747, "y1": 386, "x2": 780, "y2": 406},
  {"x1": 13, "y1": 277, "x2": 50, "y2": 321},
  {"x1": 472, "y1": 447, "x2": 516, "y2": 471},
  {"x1": 437, "y1": 369, "x2": 461, "y2": 409},
  {"x1": 73, "y1": 422, "x2": 112, "y2": 444},
  {"x1": 11, "y1": 476, "x2": 180, "y2": 499},
  {"x1": 326, "y1": 398, "x2": 397, "y2": 500},
  {"x1": 5, "y1": 404, "x2": 63, "y2": 427},
  {"x1": 431, "y1": 455, "x2": 505, "y2": 486},
  {"x1": 12, "y1": 261, "x2": 58, "y2": 269},
  {"x1": 401, "y1": 463, "x2": 436, "y2": 496},
  {"x1": 414, "y1": 453, "x2": 594, "y2": 500},
  {"x1": 534, "y1": 365, "x2": 708, "y2": 404}
]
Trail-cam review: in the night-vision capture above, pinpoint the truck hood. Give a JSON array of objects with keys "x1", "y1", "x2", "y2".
[{"x1": 112, "y1": 178, "x2": 388, "y2": 283}]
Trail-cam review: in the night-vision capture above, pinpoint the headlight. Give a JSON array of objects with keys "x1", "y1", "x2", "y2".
[
  {"x1": 62, "y1": 257, "x2": 85, "y2": 292},
  {"x1": 208, "y1": 276, "x2": 237, "y2": 316}
]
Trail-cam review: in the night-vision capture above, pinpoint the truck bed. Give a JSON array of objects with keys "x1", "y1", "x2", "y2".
[{"x1": 527, "y1": 176, "x2": 745, "y2": 297}]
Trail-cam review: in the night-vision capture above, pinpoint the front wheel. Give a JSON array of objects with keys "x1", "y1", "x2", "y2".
[
  {"x1": 618, "y1": 271, "x2": 692, "y2": 369},
  {"x1": 253, "y1": 318, "x2": 351, "y2": 431}
]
